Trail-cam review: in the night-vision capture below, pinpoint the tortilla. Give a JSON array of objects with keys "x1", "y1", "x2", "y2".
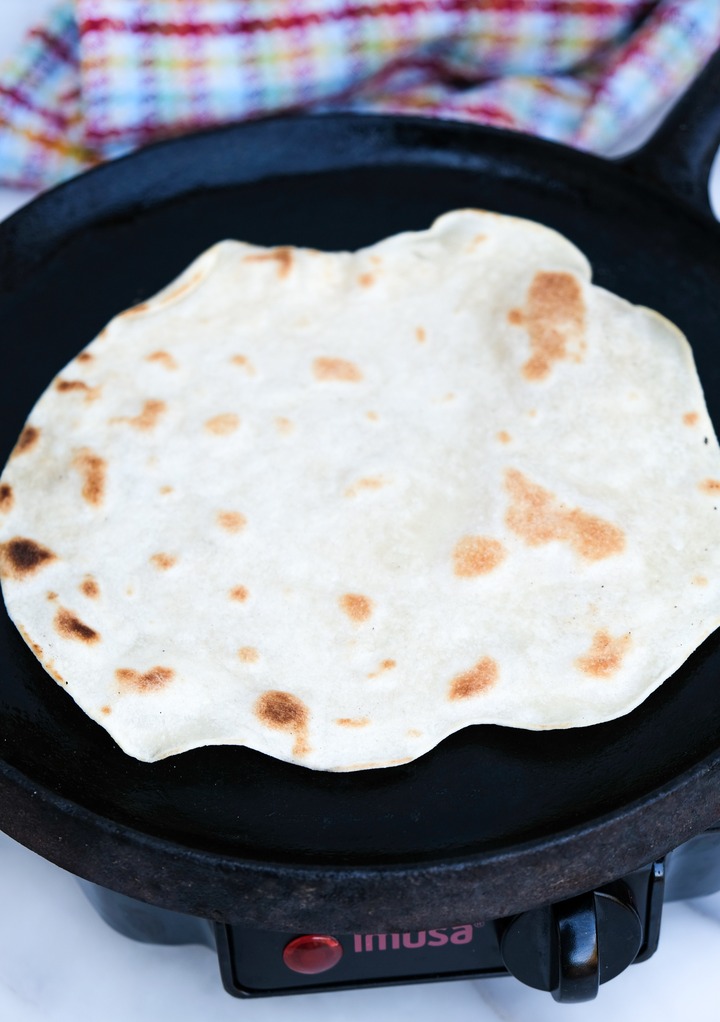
[{"x1": 2, "y1": 209, "x2": 720, "y2": 770}]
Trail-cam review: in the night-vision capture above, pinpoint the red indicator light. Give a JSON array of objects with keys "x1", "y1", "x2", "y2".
[{"x1": 282, "y1": 934, "x2": 343, "y2": 974}]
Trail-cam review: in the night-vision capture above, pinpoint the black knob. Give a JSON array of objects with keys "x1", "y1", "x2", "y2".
[{"x1": 499, "y1": 882, "x2": 643, "y2": 1003}]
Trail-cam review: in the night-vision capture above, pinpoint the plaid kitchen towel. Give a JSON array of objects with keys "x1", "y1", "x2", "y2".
[{"x1": 0, "y1": 0, "x2": 718, "y2": 190}]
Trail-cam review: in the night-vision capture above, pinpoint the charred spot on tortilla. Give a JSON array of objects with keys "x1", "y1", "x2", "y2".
[
  {"x1": 453, "y1": 536, "x2": 506, "y2": 577},
  {"x1": 313, "y1": 357, "x2": 363, "y2": 382},
  {"x1": 217, "y1": 510, "x2": 246, "y2": 533},
  {"x1": 80, "y1": 576, "x2": 100, "y2": 599},
  {"x1": 245, "y1": 246, "x2": 293, "y2": 278},
  {"x1": 575, "y1": 630, "x2": 632, "y2": 678},
  {"x1": 516, "y1": 271, "x2": 587, "y2": 381},
  {"x1": 55, "y1": 379, "x2": 101, "y2": 401},
  {"x1": 340, "y1": 593, "x2": 373, "y2": 623},
  {"x1": 116, "y1": 666, "x2": 175, "y2": 692},
  {"x1": 205, "y1": 413, "x2": 240, "y2": 435},
  {"x1": 255, "y1": 690, "x2": 310, "y2": 756},
  {"x1": 72, "y1": 449, "x2": 106, "y2": 507},
  {"x1": 146, "y1": 350, "x2": 178, "y2": 370},
  {"x1": 449, "y1": 657, "x2": 499, "y2": 700},
  {"x1": 0, "y1": 537, "x2": 56, "y2": 580},
  {"x1": 0, "y1": 484, "x2": 13, "y2": 513},
  {"x1": 113, "y1": 399, "x2": 166, "y2": 431},
  {"x1": 700, "y1": 479, "x2": 720, "y2": 494},
  {"x1": 54, "y1": 607, "x2": 100, "y2": 644},
  {"x1": 504, "y1": 469, "x2": 624, "y2": 561},
  {"x1": 150, "y1": 553, "x2": 177, "y2": 570},
  {"x1": 12, "y1": 425, "x2": 40, "y2": 457},
  {"x1": 231, "y1": 354, "x2": 256, "y2": 373},
  {"x1": 368, "y1": 658, "x2": 396, "y2": 678}
]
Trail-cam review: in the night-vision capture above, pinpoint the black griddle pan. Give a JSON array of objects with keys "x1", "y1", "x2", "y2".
[{"x1": 1, "y1": 55, "x2": 720, "y2": 933}]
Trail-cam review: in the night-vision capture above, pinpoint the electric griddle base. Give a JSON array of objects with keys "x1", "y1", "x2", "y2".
[{"x1": 78, "y1": 825, "x2": 720, "y2": 1002}]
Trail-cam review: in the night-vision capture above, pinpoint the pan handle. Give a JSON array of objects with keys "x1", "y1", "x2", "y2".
[{"x1": 617, "y1": 49, "x2": 720, "y2": 218}]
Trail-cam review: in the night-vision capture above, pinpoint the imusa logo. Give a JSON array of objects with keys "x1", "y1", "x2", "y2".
[{"x1": 352, "y1": 924, "x2": 477, "y2": 953}]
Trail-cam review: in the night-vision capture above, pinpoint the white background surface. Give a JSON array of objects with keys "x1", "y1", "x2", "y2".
[{"x1": 2, "y1": 3, "x2": 720, "y2": 1020}]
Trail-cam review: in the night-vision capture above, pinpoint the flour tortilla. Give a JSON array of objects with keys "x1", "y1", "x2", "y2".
[{"x1": 2, "y1": 209, "x2": 720, "y2": 770}]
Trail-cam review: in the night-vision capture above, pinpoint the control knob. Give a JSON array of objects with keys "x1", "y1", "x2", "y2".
[{"x1": 499, "y1": 882, "x2": 643, "y2": 1002}]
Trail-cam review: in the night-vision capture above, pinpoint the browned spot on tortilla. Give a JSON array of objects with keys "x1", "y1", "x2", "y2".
[
  {"x1": 366, "y1": 411, "x2": 379, "y2": 421},
  {"x1": 576, "y1": 629, "x2": 631, "y2": 678},
  {"x1": 12, "y1": 425, "x2": 40, "y2": 457},
  {"x1": 114, "y1": 399, "x2": 166, "y2": 431},
  {"x1": 415, "y1": 326, "x2": 426, "y2": 343},
  {"x1": 116, "y1": 666, "x2": 175, "y2": 692},
  {"x1": 336, "y1": 717, "x2": 370, "y2": 728},
  {"x1": 150, "y1": 553, "x2": 177, "y2": 570},
  {"x1": 231, "y1": 354, "x2": 256, "y2": 374},
  {"x1": 159, "y1": 485, "x2": 174, "y2": 495},
  {"x1": 55, "y1": 379, "x2": 101, "y2": 401},
  {"x1": 275, "y1": 416, "x2": 294, "y2": 434},
  {"x1": 693, "y1": 575, "x2": 709, "y2": 586},
  {"x1": 101, "y1": 705, "x2": 111, "y2": 715},
  {"x1": 471, "y1": 233, "x2": 486, "y2": 246},
  {"x1": 449, "y1": 657, "x2": 498, "y2": 700},
  {"x1": 453, "y1": 536, "x2": 506, "y2": 577},
  {"x1": 700, "y1": 479, "x2": 720, "y2": 494},
  {"x1": 72, "y1": 448, "x2": 106, "y2": 507},
  {"x1": 508, "y1": 308, "x2": 524, "y2": 325},
  {"x1": 407, "y1": 728, "x2": 422, "y2": 738},
  {"x1": 54, "y1": 606, "x2": 100, "y2": 644},
  {"x1": 345, "y1": 476, "x2": 386, "y2": 497},
  {"x1": 80, "y1": 576, "x2": 100, "y2": 599},
  {"x1": 46, "y1": 662, "x2": 65, "y2": 685},
  {"x1": 514, "y1": 272, "x2": 587, "y2": 381},
  {"x1": 0, "y1": 537, "x2": 56, "y2": 580},
  {"x1": 313, "y1": 357, "x2": 363, "y2": 382},
  {"x1": 205, "y1": 412, "x2": 240, "y2": 435},
  {"x1": 18, "y1": 624, "x2": 43, "y2": 662},
  {"x1": 358, "y1": 272, "x2": 375, "y2": 287},
  {"x1": 340, "y1": 593, "x2": 373, "y2": 623},
  {"x1": 0, "y1": 484, "x2": 13, "y2": 513},
  {"x1": 238, "y1": 646, "x2": 259, "y2": 663},
  {"x1": 254, "y1": 690, "x2": 310, "y2": 757},
  {"x1": 146, "y1": 350, "x2": 178, "y2": 370},
  {"x1": 505, "y1": 469, "x2": 624, "y2": 561},
  {"x1": 76, "y1": 351, "x2": 94, "y2": 363},
  {"x1": 46, "y1": 591, "x2": 57, "y2": 601},
  {"x1": 497, "y1": 430, "x2": 512, "y2": 444},
  {"x1": 229, "y1": 585, "x2": 249, "y2": 602},
  {"x1": 245, "y1": 246, "x2": 293, "y2": 279},
  {"x1": 161, "y1": 270, "x2": 205, "y2": 303},
  {"x1": 217, "y1": 510, "x2": 247, "y2": 533},
  {"x1": 368, "y1": 658, "x2": 396, "y2": 678},
  {"x1": 683, "y1": 411, "x2": 700, "y2": 426},
  {"x1": 119, "y1": 301, "x2": 151, "y2": 317}
]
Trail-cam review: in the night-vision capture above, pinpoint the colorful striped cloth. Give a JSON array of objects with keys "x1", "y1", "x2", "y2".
[{"x1": 0, "y1": 0, "x2": 718, "y2": 190}]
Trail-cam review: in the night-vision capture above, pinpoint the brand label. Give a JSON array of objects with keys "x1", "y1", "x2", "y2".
[{"x1": 352, "y1": 924, "x2": 478, "y2": 953}]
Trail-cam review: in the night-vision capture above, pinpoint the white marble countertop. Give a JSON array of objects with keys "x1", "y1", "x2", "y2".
[{"x1": 2, "y1": 3, "x2": 720, "y2": 1019}]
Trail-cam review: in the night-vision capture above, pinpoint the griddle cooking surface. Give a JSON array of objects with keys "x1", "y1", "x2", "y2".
[{"x1": 1, "y1": 117, "x2": 720, "y2": 882}]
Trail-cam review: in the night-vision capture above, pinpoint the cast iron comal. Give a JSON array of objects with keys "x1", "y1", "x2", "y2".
[{"x1": 0, "y1": 48, "x2": 720, "y2": 1005}]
